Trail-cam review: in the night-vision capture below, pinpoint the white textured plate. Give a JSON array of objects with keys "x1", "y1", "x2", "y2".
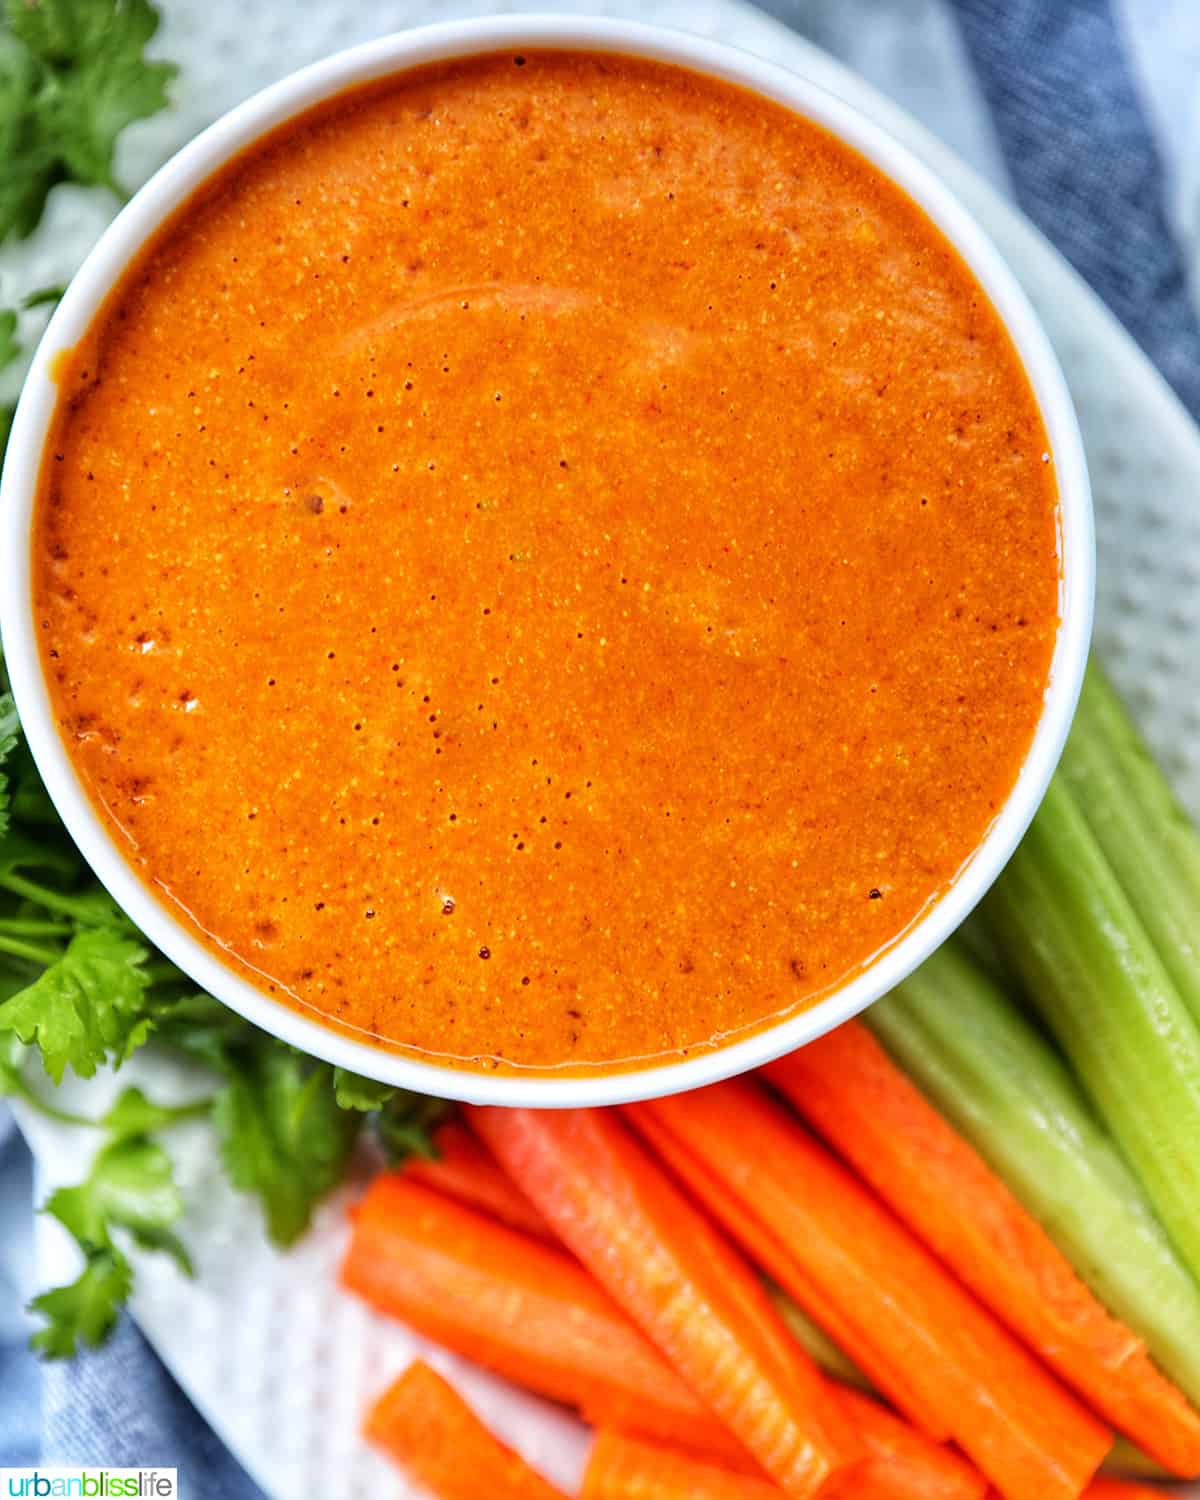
[{"x1": 11, "y1": 0, "x2": 1200, "y2": 1494}]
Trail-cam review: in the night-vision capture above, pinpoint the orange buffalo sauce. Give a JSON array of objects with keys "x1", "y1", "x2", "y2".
[{"x1": 34, "y1": 52, "x2": 1059, "y2": 1073}]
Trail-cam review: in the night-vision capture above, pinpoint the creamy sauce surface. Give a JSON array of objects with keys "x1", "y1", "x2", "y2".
[{"x1": 35, "y1": 52, "x2": 1059, "y2": 1072}]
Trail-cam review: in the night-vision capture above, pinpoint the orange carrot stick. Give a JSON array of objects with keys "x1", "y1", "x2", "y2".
[
  {"x1": 582, "y1": 1430, "x2": 779, "y2": 1500},
  {"x1": 346, "y1": 1169, "x2": 969, "y2": 1494},
  {"x1": 439, "y1": 1104, "x2": 967, "y2": 1490},
  {"x1": 629, "y1": 1102, "x2": 950, "y2": 1440},
  {"x1": 470, "y1": 1105, "x2": 863, "y2": 1499},
  {"x1": 402, "y1": 1118, "x2": 552, "y2": 1239},
  {"x1": 988, "y1": 1487, "x2": 1170, "y2": 1500},
  {"x1": 583, "y1": 1427, "x2": 981, "y2": 1500},
  {"x1": 366, "y1": 1359, "x2": 566, "y2": 1500},
  {"x1": 635, "y1": 1080, "x2": 1110, "y2": 1500},
  {"x1": 837, "y1": 1388, "x2": 986, "y2": 1500},
  {"x1": 341, "y1": 1175, "x2": 743, "y2": 1459},
  {"x1": 766, "y1": 1028, "x2": 1200, "y2": 1478}
]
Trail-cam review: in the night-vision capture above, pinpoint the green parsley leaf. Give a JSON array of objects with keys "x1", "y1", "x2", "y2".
[
  {"x1": 0, "y1": 690, "x2": 19, "y2": 836},
  {"x1": 0, "y1": 1028, "x2": 95, "y2": 1122},
  {"x1": 0, "y1": 693, "x2": 18, "y2": 749},
  {"x1": 6, "y1": 0, "x2": 85, "y2": 63},
  {"x1": 0, "y1": 827, "x2": 82, "y2": 881},
  {"x1": 45, "y1": 1131, "x2": 190, "y2": 1271},
  {"x1": 4, "y1": 738, "x2": 66, "y2": 827},
  {"x1": 29, "y1": 1246, "x2": 131, "y2": 1357},
  {"x1": 101, "y1": 1082, "x2": 202, "y2": 1141},
  {"x1": 212, "y1": 1048, "x2": 360, "y2": 1246},
  {"x1": 0, "y1": 1027, "x2": 28, "y2": 1091},
  {"x1": 332, "y1": 1065, "x2": 396, "y2": 1111},
  {"x1": 27, "y1": 1084, "x2": 196, "y2": 1355},
  {"x1": 0, "y1": 309, "x2": 17, "y2": 369},
  {"x1": 152, "y1": 990, "x2": 258, "y2": 1071},
  {"x1": 10, "y1": 0, "x2": 177, "y2": 198},
  {"x1": 374, "y1": 1090, "x2": 451, "y2": 1164},
  {"x1": 22, "y1": 282, "x2": 63, "y2": 308},
  {"x1": 0, "y1": 927, "x2": 152, "y2": 1081},
  {"x1": 0, "y1": 31, "x2": 59, "y2": 242}
]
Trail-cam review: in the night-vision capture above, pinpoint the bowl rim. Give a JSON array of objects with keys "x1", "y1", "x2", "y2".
[{"x1": 0, "y1": 12, "x2": 1094, "y2": 1107}]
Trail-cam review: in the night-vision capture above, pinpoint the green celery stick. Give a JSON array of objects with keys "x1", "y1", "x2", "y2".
[
  {"x1": 868, "y1": 941, "x2": 1200, "y2": 1402},
  {"x1": 983, "y1": 775, "x2": 1200, "y2": 1284},
  {"x1": 1059, "y1": 661, "x2": 1200, "y2": 1027},
  {"x1": 767, "y1": 1284, "x2": 873, "y2": 1393}
]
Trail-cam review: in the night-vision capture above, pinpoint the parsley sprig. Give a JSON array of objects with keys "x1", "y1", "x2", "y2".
[
  {"x1": 2, "y1": 0, "x2": 177, "y2": 237},
  {"x1": 29, "y1": 1086, "x2": 204, "y2": 1357}
]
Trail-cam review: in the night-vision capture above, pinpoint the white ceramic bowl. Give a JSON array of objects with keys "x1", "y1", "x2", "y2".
[{"x1": 0, "y1": 14, "x2": 1093, "y2": 1106}]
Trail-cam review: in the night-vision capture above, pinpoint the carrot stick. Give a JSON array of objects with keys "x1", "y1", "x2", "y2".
[
  {"x1": 667, "y1": 1209, "x2": 980, "y2": 1496},
  {"x1": 767, "y1": 1026, "x2": 1200, "y2": 1477},
  {"x1": 345, "y1": 1166, "x2": 968, "y2": 1494},
  {"x1": 582, "y1": 1430, "x2": 779, "y2": 1500},
  {"x1": 341, "y1": 1175, "x2": 744, "y2": 1460},
  {"x1": 837, "y1": 1388, "x2": 986, "y2": 1500},
  {"x1": 402, "y1": 1118, "x2": 552, "y2": 1239},
  {"x1": 988, "y1": 1487, "x2": 1168, "y2": 1500},
  {"x1": 470, "y1": 1105, "x2": 863, "y2": 1498},
  {"x1": 365, "y1": 1359, "x2": 566, "y2": 1500},
  {"x1": 635, "y1": 1080, "x2": 1111, "y2": 1500},
  {"x1": 407, "y1": 1127, "x2": 981, "y2": 1498},
  {"x1": 439, "y1": 1104, "x2": 961, "y2": 1487},
  {"x1": 629, "y1": 1102, "x2": 950, "y2": 1440},
  {"x1": 583, "y1": 1426, "x2": 982, "y2": 1500}
]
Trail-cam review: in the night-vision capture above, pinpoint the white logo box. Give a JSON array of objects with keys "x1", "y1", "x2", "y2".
[{"x1": 0, "y1": 1472, "x2": 178, "y2": 1498}]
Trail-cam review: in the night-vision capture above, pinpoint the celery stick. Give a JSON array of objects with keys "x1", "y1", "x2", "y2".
[
  {"x1": 950, "y1": 909, "x2": 1014, "y2": 987},
  {"x1": 984, "y1": 775, "x2": 1200, "y2": 1283},
  {"x1": 767, "y1": 1284, "x2": 873, "y2": 1393},
  {"x1": 868, "y1": 941, "x2": 1200, "y2": 1402},
  {"x1": 1060, "y1": 661, "x2": 1200, "y2": 1027}
]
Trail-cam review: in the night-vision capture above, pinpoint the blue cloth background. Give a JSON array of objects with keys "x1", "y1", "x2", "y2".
[{"x1": 3, "y1": 0, "x2": 1200, "y2": 1485}]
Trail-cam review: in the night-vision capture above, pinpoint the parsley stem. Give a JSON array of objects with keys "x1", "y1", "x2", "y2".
[
  {"x1": 163, "y1": 1098, "x2": 215, "y2": 1124},
  {"x1": 0, "y1": 918, "x2": 72, "y2": 938},
  {"x1": 0, "y1": 933, "x2": 60, "y2": 966},
  {"x1": 10, "y1": 1079, "x2": 96, "y2": 1127},
  {"x1": 8, "y1": 1084, "x2": 212, "y2": 1131},
  {"x1": 0, "y1": 872, "x2": 91, "y2": 921}
]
